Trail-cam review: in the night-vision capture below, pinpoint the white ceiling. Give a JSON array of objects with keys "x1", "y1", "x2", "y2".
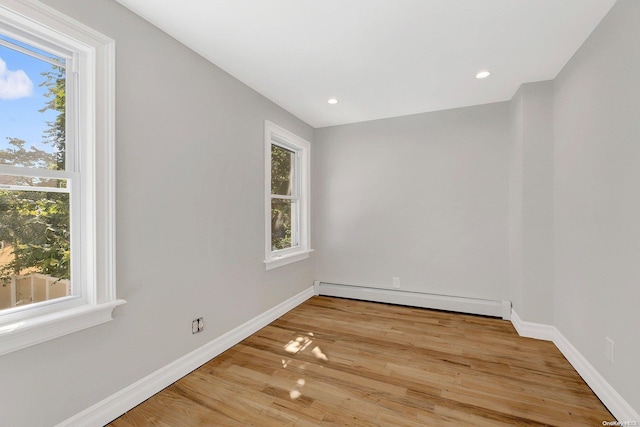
[{"x1": 114, "y1": 0, "x2": 617, "y2": 128}]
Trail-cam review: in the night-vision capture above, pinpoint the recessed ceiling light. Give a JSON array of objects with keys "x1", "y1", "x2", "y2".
[
  {"x1": 476, "y1": 71, "x2": 491, "y2": 79},
  {"x1": 328, "y1": 98, "x2": 338, "y2": 105}
]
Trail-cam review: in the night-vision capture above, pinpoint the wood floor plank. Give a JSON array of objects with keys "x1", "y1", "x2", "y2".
[{"x1": 108, "y1": 296, "x2": 613, "y2": 426}]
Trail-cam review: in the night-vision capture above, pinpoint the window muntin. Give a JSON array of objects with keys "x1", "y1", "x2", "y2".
[{"x1": 264, "y1": 121, "x2": 311, "y2": 269}]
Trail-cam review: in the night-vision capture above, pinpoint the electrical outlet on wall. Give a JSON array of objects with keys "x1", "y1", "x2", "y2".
[
  {"x1": 605, "y1": 337, "x2": 614, "y2": 363},
  {"x1": 392, "y1": 277, "x2": 400, "y2": 289},
  {"x1": 192, "y1": 317, "x2": 204, "y2": 334}
]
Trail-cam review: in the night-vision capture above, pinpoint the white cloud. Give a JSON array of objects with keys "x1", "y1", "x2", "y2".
[{"x1": 0, "y1": 57, "x2": 34, "y2": 100}]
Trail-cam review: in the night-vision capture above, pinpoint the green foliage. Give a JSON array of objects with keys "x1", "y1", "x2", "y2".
[
  {"x1": 271, "y1": 145, "x2": 293, "y2": 195},
  {"x1": 0, "y1": 190, "x2": 70, "y2": 281},
  {"x1": 39, "y1": 65, "x2": 66, "y2": 170},
  {"x1": 0, "y1": 138, "x2": 55, "y2": 169},
  {"x1": 271, "y1": 200, "x2": 292, "y2": 250},
  {"x1": 0, "y1": 64, "x2": 69, "y2": 283},
  {"x1": 271, "y1": 145, "x2": 294, "y2": 251}
]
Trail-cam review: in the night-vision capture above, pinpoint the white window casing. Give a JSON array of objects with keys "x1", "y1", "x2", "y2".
[
  {"x1": 0, "y1": 0, "x2": 124, "y2": 356},
  {"x1": 264, "y1": 121, "x2": 312, "y2": 270}
]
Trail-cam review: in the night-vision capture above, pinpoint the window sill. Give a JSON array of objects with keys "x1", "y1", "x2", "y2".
[
  {"x1": 0, "y1": 299, "x2": 126, "y2": 356},
  {"x1": 265, "y1": 249, "x2": 314, "y2": 270}
]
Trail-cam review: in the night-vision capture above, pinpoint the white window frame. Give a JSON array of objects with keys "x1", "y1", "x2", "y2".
[
  {"x1": 0, "y1": 0, "x2": 123, "y2": 356},
  {"x1": 264, "y1": 121, "x2": 312, "y2": 270}
]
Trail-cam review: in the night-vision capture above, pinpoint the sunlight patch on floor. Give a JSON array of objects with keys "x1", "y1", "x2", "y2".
[{"x1": 282, "y1": 332, "x2": 329, "y2": 399}]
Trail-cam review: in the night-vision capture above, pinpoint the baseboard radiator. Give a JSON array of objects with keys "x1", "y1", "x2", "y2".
[{"x1": 314, "y1": 281, "x2": 511, "y2": 320}]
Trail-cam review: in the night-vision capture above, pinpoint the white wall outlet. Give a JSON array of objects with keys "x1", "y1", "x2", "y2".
[
  {"x1": 192, "y1": 317, "x2": 204, "y2": 334},
  {"x1": 392, "y1": 277, "x2": 400, "y2": 289},
  {"x1": 605, "y1": 337, "x2": 614, "y2": 363}
]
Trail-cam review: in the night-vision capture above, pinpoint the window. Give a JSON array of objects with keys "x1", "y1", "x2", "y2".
[
  {"x1": 0, "y1": 1, "x2": 122, "y2": 355},
  {"x1": 264, "y1": 121, "x2": 312, "y2": 269},
  {"x1": 0, "y1": 33, "x2": 72, "y2": 311}
]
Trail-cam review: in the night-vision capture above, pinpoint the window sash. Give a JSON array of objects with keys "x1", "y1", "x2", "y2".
[
  {"x1": 271, "y1": 142, "x2": 299, "y2": 198},
  {"x1": 270, "y1": 195, "x2": 300, "y2": 252},
  {"x1": 270, "y1": 141, "x2": 301, "y2": 254},
  {"x1": 0, "y1": 176, "x2": 82, "y2": 315},
  {"x1": 0, "y1": 34, "x2": 79, "y2": 315},
  {"x1": 0, "y1": 33, "x2": 77, "y2": 174}
]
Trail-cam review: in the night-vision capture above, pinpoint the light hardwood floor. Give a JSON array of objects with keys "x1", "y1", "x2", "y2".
[{"x1": 109, "y1": 296, "x2": 613, "y2": 426}]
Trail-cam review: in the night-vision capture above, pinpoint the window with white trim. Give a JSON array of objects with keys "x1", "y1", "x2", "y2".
[
  {"x1": 264, "y1": 121, "x2": 312, "y2": 270},
  {"x1": 0, "y1": 0, "x2": 122, "y2": 356}
]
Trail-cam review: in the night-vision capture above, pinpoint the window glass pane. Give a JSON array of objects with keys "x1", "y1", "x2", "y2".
[
  {"x1": 271, "y1": 198, "x2": 294, "y2": 251},
  {"x1": 271, "y1": 144, "x2": 295, "y2": 196},
  {"x1": 0, "y1": 35, "x2": 66, "y2": 171},
  {"x1": 0, "y1": 189, "x2": 71, "y2": 310}
]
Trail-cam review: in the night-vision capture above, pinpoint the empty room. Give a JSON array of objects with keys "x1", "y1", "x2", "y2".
[{"x1": 0, "y1": 0, "x2": 638, "y2": 425}]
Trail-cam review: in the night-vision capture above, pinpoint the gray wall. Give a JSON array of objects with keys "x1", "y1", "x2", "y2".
[
  {"x1": 553, "y1": 0, "x2": 640, "y2": 411},
  {"x1": 509, "y1": 88, "x2": 524, "y2": 315},
  {"x1": 509, "y1": 81, "x2": 555, "y2": 324},
  {"x1": 314, "y1": 103, "x2": 511, "y2": 301},
  {"x1": 0, "y1": 1, "x2": 315, "y2": 426}
]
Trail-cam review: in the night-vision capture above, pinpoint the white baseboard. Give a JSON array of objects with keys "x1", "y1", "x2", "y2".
[
  {"x1": 317, "y1": 281, "x2": 511, "y2": 319},
  {"x1": 511, "y1": 310, "x2": 639, "y2": 423},
  {"x1": 56, "y1": 286, "x2": 315, "y2": 427},
  {"x1": 510, "y1": 309, "x2": 556, "y2": 341}
]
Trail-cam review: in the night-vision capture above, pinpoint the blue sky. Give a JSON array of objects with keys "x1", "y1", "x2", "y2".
[{"x1": 0, "y1": 37, "x2": 62, "y2": 155}]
